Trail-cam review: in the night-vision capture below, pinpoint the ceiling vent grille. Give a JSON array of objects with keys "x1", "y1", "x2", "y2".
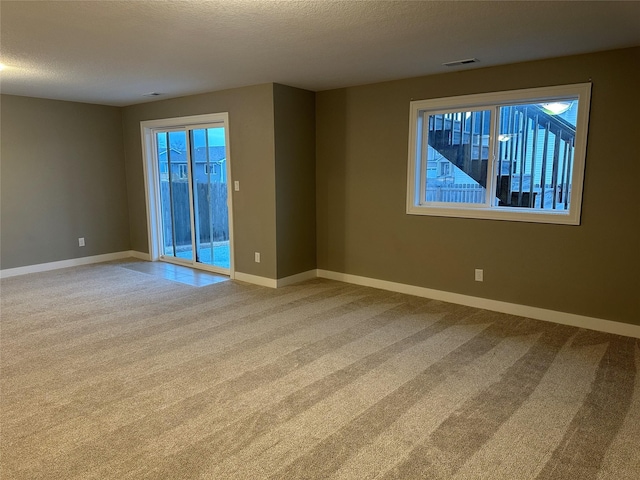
[{"x1": 442, "y1": 58, "x2": 479, "y2": 67}]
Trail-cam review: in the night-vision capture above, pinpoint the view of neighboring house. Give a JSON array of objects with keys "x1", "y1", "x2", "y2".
[{"x1": 158, "y1": 146, "x2": 227, "y2": 184}]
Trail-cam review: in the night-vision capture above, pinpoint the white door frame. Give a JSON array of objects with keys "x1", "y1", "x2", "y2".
[{"x1": 140, "y1": 113, "x2": 235, "y2": 278}]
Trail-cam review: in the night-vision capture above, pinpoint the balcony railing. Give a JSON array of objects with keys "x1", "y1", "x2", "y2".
[
  {"x1": 425, "y1": 184, "x2": 485, "y2": 204},
  {"x1": 497, "y1": 105, "x2": 575, "y2": 209}
]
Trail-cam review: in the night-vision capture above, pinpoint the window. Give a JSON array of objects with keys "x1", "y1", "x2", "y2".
[
  {"x1": 407, "y1": 83, "x2": 591, "y2": 225},
  {"x1": 204, "y1": 163, "x2": 217, "y2": 175}
]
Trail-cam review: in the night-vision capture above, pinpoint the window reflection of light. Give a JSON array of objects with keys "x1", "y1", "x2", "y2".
[{"x1": 540, "y1": 102, "x2": 571, "y2": 115}]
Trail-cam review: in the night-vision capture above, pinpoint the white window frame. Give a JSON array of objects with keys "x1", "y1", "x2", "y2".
[{"x1": 406, "y1": 83, "x2": 591, "y2": 225}]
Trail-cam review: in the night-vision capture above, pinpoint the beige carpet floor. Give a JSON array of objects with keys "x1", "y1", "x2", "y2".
[{"x1": 1, "y1": 261, "x2": 638, "y2": 479}]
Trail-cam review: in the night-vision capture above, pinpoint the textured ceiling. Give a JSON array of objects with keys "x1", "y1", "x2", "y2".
[{"x1": 1, "y1": 1, "x2": 639, "y2": 106}]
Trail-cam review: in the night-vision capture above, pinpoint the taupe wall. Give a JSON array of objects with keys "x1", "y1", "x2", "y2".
[
  {"x1": 0, "y1": 95, "x2": 130, "y2": 269},
  {"x1": 316, "y1": 47, "x2": 640, "y2": 325},
  {"x1": 122, "y1": 84, "x2": 278, "y2": 279},
  {"x1": 273, "y1": 84, "x2": 316, "y2": 278}
]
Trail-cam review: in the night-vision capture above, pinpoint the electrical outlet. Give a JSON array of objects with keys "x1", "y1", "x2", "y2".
[
  {"x1": 254, "y1": 252, "x2": 260, "y2": 263},
  {"x1": 475, "y1": 269, "x2": 483, "y2": 282},
  {"x1": 234, "y1": 181, "x2": 240, "y2": 191},
  {"x1": 78, "y1": 237, "x2": 85, "y2": 247}
]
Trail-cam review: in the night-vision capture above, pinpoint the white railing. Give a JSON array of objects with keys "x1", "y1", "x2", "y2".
[{"x1": 426, "y1": 184, "x2": 485, "y2": 203}]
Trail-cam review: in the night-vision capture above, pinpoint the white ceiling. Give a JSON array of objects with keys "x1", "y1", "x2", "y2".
[{"x1": 1, "y1": 1, "x2": 639, "y2": 107}]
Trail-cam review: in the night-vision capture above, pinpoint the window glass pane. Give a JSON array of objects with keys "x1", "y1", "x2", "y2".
[
  {"x1": 496, "y1": 99, "x2": 577, "y2": 210},
  {"x1": 164, "y1": 131, "x2": 193, "y2": 261},
  {"x1": 189, "y1": 127, "x2": 230, "y2": 270},
  {"x1": 156, "y1": 132, "x2": 174, "y2": 256},
  {"x1": 423, "y1": 109, "x2": 490, "y2": 204}
]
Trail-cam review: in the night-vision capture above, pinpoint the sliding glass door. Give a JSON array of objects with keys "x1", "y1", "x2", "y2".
[
  {"x1": 149, "y1": 118, "x2": 231, "y2": 275},
  {"x1": 189, "y1": 127, "x2": 230, "y2": 270},
  {"x1": 157, "y1": 130, "x2": 194, "y2": 262}
]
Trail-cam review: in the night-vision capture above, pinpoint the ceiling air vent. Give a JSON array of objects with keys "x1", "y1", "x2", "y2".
[
  {"x1": 143, "y1": 92, "x2": 162, "y2": 97},
  {"x1": 442, "y1": 58, "x2": 479, "y2": 67}
]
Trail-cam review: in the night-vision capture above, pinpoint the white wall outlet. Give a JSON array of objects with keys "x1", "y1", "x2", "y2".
[
  {"x1": 234, "y1": 181, "x2": 240, "y2": 191},
  {"x1": 254, "y1": 252, "x2": 260, "y2": 263},
  {"x1": 78, "y1": 237, "x2": 85, "y2": 247},
  {"x1": 475, "y1": 268, "x2": 483, "y2": 282}
]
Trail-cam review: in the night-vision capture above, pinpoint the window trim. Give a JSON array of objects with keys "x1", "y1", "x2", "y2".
[{"x1": 406, "y1": 83, "x2": 591, "y2": 225}]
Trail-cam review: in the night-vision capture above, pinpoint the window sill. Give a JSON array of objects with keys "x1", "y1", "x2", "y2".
[{"x1": 406, "y1": 204, "x2": 580, "y2": 225}]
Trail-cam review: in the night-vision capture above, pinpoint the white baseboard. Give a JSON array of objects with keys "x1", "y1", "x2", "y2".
[
  {"x1": 0, "y1": 250, "x2": 146, "y2": 278},
  {"x1": 317, "y1": 269, "x2": 640, "y2": 339},
  {"x1": 234, "y1": 271, "x2": 278, "y2": 288},
  {"x1": 129, "y1": 250, "x2": 151, "y2": 261},
  {"x1": 277, "y1": 269, "x2": 318, "y2": 287},
  {"x1": 234, "y1": 269, "x2": 318, "y2": 288}
]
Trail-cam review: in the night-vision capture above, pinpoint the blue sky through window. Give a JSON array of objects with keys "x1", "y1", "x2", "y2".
[{"x1": 157, "y1": 127, "x2": 225, "y2": 152}]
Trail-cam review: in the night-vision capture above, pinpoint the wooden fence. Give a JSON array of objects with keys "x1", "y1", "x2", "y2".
[{"x1": 161, "y1": 181, "x2": 229, "y2": 247}]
